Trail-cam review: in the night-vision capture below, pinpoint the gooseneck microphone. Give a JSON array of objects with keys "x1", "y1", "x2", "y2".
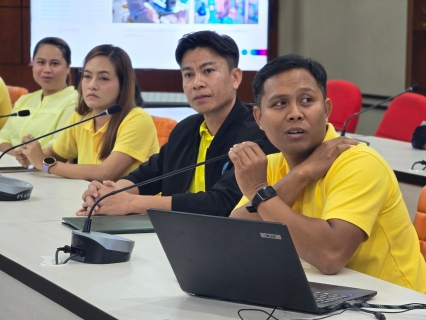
[
  {"x1": 0, "y1": 105, "x2": 121, "y2": 202},
  {"x1": 0, "y1": 104, "x2": 121, "y2": 160},
  {"x1": 340, "y1": 84, "x2": 419, "y2": 137},
  {"x1": 67, "y1": 140, "x2": 266, "y2": 264},
  {"x1": 0, "y1": 110, "x2": 31, "y2": 118}
]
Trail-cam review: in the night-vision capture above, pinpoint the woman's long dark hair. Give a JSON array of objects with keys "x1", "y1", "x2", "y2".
[{"x1": 76, "y1": 45, "x2": 136, "y2": 160}]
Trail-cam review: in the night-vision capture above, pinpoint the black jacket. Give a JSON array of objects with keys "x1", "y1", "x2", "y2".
[{"x1": 123, "y1": 98, "x2": 278, "y2": 216}]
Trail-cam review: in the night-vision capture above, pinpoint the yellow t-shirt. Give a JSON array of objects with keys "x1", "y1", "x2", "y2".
[
  {"x1": 0, "y1": 77, "x2": 12, "y2": 129},
  {"x1": 187, "y1": 121, "x2": 214, "y2": 193},
  {"x1": 235, "y1": 124, "x2": 426, "y2": 293},
  {"x1": 0, "y1": 86, "x2": 77, "y2": 148},
  {"x1": 53, "y1": 107, "x2": 159, "y2": 178}
]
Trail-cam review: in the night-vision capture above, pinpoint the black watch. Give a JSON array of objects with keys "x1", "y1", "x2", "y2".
[{"x1": 246, "y1": 186, "x2": 277, "y2": 213}]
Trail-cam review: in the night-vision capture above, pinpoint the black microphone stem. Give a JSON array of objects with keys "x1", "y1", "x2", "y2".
[
  {"x1": 341, "y1": 95, "x2": 395, "y2": 137},
  {"x1": 0, "y1": 110, "x2": 30, "y2": 118},
  {"x1": 340, "y1": 85, "x2": 417, "y2": 137},
  {"x1": 82, "y1": 153, "x2": 229, "y2": 232}
]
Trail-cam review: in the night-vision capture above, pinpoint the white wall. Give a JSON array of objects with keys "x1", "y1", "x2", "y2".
[{"x1": 277, "y1": 0, "x2": 408, "y2": 97}]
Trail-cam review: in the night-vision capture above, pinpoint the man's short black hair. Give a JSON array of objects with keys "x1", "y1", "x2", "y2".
[
  {"x1": 252, "y1": 54, "x2": 328, "y2": 108},
  {"x1": 175, "y1": 30, "x2": 239, "y2": 71}
]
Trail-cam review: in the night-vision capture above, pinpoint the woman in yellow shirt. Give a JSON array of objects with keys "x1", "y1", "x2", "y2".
[
  {"x1": 0, "y1": 37, "x2": 77, "y2": 155},
  {"x1": 15, "y1": 44, "x2": 159, "y2": 181}
]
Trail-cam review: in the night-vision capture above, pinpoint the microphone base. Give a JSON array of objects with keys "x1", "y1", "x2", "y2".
[
  {"x1": 0, "y1": 176, "x2": 33, "y2": 201},
  {"x1": 71, "y1": 230, "x2": 135, "y2": 264}
]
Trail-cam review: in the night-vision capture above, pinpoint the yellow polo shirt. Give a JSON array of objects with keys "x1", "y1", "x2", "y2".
[
  {"x1": 187, "y1": 121, "x2": 214, "y2": 193},
  {"x1": 53, "y1": 107, "x2": 159, "y2": 177},
  {"x1": 0, "y1": 77, "x2": 12, "y2": 129},
  {"x1": 0, "y1": 86, "x2": 76, "y2": 147},
  {"x1": 235, "y1": 124, "x2": 426, "y2": 293}
]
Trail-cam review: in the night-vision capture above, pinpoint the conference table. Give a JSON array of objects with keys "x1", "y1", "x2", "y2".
[{"x1": 1, "y1": 142, "x2": 426, "y2": 319}]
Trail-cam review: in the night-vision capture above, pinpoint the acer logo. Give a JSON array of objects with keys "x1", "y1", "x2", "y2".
[{"x1": 260, "y1": 233, "x2": 282, "y2": 240}]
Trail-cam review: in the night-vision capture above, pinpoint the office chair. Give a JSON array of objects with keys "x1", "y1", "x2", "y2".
[
  {"x1": 151, "y1": 115, "x2": 178, "y2": 147},
  {"x1": 6, "y1": 85, "x2": 28, "y2": 108},
  {"x1": 375, "y1": 92, "x2": 426, "y2": 142},
  {"x1": 414, "y1": 185, "x2": 426, "y2": 261},
  {"x1": 326, "y1": 79, "x2": 362, "y2": 133}
]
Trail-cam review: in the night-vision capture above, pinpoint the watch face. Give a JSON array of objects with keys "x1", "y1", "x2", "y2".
[
  {"x1": 44, "y1": 157, "x2": 56, "y2": 165},
  {"x1": 258, "y1": 186, "x2": 277, "y2": 200}
]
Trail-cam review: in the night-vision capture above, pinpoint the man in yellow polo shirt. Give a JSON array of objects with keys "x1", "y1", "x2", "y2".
[{"x1": 228, "y1": 54, "x2": 426, "y2": 293}]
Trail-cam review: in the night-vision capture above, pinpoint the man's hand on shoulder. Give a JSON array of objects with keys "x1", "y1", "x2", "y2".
[
  {"x1": 228, "y1": 141, "x2": 268, "y2": 200},
  {"x1": 295, "y1": 137, "x2": 359, "y2": 181}
]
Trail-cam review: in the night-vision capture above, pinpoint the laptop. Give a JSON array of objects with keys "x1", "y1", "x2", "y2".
[
  {"x1": 147, "y1": 209, "x2": 377, "y2": 314},
  {"x1": 62, "y1": 215, "x2": 154, "y2": 234}
]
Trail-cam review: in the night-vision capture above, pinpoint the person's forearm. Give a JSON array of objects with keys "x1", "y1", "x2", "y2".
[
  {"x1": 235, "y1": 165, "x2": 362, "y2": 274},
  {"x1": 257, "y1": 167, "x2": 360, "y2": 274},
  {"x1": 126, "y1": 195, "x2": 172, "y2": 214},
  {"x1": 273, "y1": 166, "x2": 311, "y2": 208},
  {"x1": 256, "y1": 196, "x2": 363, "y2": 275},
  {"x1": 0, "y1": 142, "x2": 15, "y2": 156},
  {"x1": 115, "y1": 179, "x2": 139, "y2": 195},
  {"x1": 231, "y1": 207, "x2": 263, "y2": 220},
  {"x1": 48, "y1": 162, "x2": 122, "y2": 181},
  {"x1": 232, "y1": 166, "x2": 310, "y2": 220}
]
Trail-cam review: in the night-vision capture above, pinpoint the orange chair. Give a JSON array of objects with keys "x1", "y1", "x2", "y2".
[
  {"x1": 375, "y1": 92, "x2": 426, "y2": 142},
  {"x1": 6, "y1": 85, "x2": 28, "y2": 108},
  {"x1": 326, "y1": 79, "x2": 362, "y2": 133},
  {"x1": 415, "y1": 186, "x2": 426, "y2": 261},
  {"x1": 151, "y1": 115, "x2": 178, "y2": 147}
]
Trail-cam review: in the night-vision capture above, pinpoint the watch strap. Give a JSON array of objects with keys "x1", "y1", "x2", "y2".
[
  {"x1": 42, "y1": 163, "x2": 50, "y2": 173},
  {"x1": 246, "y1": 186, "x2": 277, "y2": 213}
]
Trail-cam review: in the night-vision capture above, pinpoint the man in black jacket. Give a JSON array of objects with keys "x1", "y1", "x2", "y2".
[{"x1": 77, "y1": 31, "x2": 277, "y2": 217}]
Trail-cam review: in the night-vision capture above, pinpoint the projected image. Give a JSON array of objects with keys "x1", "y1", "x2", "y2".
[
  {"x1": 32, "y1": 0, "x2": 268, "y2": 70},
  {"x1": 113, "y1": 0, "x2": 189, "y2": 24},
  {"x1": 194, "y1": 0, "x2": 259, "y2": 24}
]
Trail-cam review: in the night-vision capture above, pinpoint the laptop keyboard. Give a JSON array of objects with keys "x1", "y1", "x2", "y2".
[{"x1": 312, "y1": 291, "x2": 347, "y2": 304}]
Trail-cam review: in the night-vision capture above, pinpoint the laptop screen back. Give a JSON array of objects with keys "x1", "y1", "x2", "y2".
[{"x1": 147, "y1": 209, "x2": 319, "y2": 312}]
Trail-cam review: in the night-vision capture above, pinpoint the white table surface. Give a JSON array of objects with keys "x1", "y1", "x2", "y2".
[
  {"x1": 351, "y1": 135, "x2": 426, "y2": 177},
  {"x1": 0, "y1": 171, "x2": 425, "y2": 319}
]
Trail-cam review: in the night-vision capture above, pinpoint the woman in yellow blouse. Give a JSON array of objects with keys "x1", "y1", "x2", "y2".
[
  {"x1": 0, "y1": 37, "x2": 77, "y2": 155},
  {"x1": 16, "y1": 44, "x2": 159, "y2": 181}
]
